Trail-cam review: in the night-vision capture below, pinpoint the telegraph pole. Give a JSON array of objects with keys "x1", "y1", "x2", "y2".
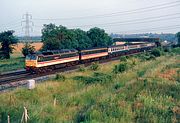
[{"x1": 21, "y1": 12, "x2": 33, "y2": 42}]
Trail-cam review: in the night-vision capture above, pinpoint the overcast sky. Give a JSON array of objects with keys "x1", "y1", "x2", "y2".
[{"x1": 0, "y1": 0, "x2": 180, "y2": 36}]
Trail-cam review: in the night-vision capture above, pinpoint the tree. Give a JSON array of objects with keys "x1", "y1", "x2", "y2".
[
  {"x1": 41, "y1": 24, "x2": 113, "y2": 51},
  {"x1": 87, "y1": 27, "x2": 112, "y2": 47},
  {"x1": 0, "y1": 30, "x2": 18, "y2": 59},
  {"x1": 176, "y1": 32, "x2": 180, "y2": 46},
  {"x1": 73, "y1": 29, "x2": 92, "y2": 50},
  {"x1": 22, "y1": 43, "x2": 35, "y2": 57},
  {"x1": 42, "y1": 24, "x2": 78, "y2": 50}
]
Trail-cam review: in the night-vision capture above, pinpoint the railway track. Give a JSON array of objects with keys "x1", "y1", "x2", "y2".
[
  {"x1": 0, "y1": 51, "x2": 145, "y2": 92},
  {"x1": 0, "y1": 70, "x2": 27, "y2": 78}
]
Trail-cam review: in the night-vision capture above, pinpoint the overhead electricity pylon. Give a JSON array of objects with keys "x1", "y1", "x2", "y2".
[{"x1": 21, "y1": 12, "x2": 34, "y2": 41}]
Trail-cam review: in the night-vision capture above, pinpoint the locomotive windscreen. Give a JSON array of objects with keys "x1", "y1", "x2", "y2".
[{"x1": 26, "y1": 55, "x2": 37, "y2": 60}]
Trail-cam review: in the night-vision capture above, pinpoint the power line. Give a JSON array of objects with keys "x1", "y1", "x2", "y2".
[
  {"x1": 114, "y1": 25, "x2": 180, "y2": 34},
  {"x1": 0, "y1": 19, "x2": 22, "y2": 27},
  {"x1": 33, "y1": 0, "x2": 180, "y2": 21},
  {"x1": 33, "y1": 13, "x2": 180, "y2": 29},
  {"x1": 69, "y1": 13, "x2": 180, "y2": 28}
]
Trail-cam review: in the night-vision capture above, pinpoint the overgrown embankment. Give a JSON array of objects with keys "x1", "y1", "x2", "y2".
[{"x1": 0, "y1": 48, "x2": 179, "y2": 123}]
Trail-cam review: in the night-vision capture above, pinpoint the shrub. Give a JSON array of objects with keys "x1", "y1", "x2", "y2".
[
  {"x1": 137, "y1": 70, "x2": 146, "y2": 77},
  {"x1": 114, "y1": 82, "x2": 124, "y2": 90},
  {"x1": 174, "y1": 70, "x2": 180, "y2": 82},
  {"x1": 79, "y1": 65, "x2": 86, "y2": 72},
  {"x1": 73, "y1": 72, "x2": 112, "y2": 84},
  {"x1": 113, "y1": 65, "x2": 119, "y2": 74},
  {"x1": 55, "y1": 74, "x2": 66, "y2": 81},
  {"x1": 74, "y1": 105, "x2": 91, "y2": 123},
  {"x1": 171, "y1": 47, "x2": 180, "y2": 54},
  {"x1": 130, "y1": 58, "x2": 138, "y2": 67},
  {"x1": 90, "y1": 62, "x2": 99, "y2": 71},
  {"x1": 22, "y1": 43, "x2": 35, "y2": 57},
  {"x1": 148, "y1": 55, "x2": 156, "y2": 60},
  {"x1": 151, "y1": 48, "x2": 161, "y2": 57},
  {"x1": 164, "y1": 47, "x2": 171, "y2": 52},
  {"x1": 120, "y1": 56, "x2": 127, "y2": 62},
  {"x1": 136, "y1": 53, "x2": 155, "y2": 61},
  {"x1": 113, "y1": 63, "x2": 128, "y2": 74}
]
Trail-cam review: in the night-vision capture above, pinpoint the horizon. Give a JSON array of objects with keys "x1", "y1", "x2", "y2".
[{"x1": 0, "y1": 0, "x2": 180, "y2": 36}]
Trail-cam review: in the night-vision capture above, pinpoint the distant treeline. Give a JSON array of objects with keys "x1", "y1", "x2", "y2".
[
  {"x1": 17, "y1": 36, "x2": 41, "y2": 42},
  {"x1": 17, "y1": 33, "x2": 177, "y2": 43},
  {"x1": 110, "y1": 33, "x2": 177, "y2": 42}
]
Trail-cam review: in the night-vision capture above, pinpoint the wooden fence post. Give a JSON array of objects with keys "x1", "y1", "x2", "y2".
[
  {"x1": 7, "y1": 115, "x2": 10, "y2": 123},
  {"x1": 21, "y1": 107, "x2": 29, "y2": 123},
  {"x1": 54, "y1": 98, "x2": 56, "y2": 107}
]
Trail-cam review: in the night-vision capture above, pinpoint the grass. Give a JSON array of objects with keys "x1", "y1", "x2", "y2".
[
  {"x1": 0, "y1": 56, "x2": 25, "y2": 73},
  {"x1": 0, "y1": 48, "x2": 180, "y2": 122}
]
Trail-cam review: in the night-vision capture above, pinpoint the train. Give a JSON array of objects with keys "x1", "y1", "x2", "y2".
[{"x1": 25, "y1": 42, "x2": 156, "y2": 73}]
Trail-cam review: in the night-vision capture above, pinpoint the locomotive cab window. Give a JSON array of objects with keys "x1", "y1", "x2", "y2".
[{"x1": 26, "y1": 55, "x2": 37, "y2": 60}]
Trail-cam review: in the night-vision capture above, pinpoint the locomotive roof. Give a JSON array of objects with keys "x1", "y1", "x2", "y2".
[{"x1": 35, "y1": 49, "x2": 78, "y2": 56}]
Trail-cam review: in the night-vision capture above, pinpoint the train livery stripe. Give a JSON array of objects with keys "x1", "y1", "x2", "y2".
[
  {"x1": 81, "y1": 52, "x2": 108, "y2": 60},
  {"x1": 37, "y1": 56, "x2": 79, "y2": 67}
]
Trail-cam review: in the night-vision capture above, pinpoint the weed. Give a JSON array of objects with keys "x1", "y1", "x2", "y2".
[
  {"x1": 114, "y1": 82, "x2": 125, "y2": 90},
  {"x1": 120, "y1": 56, "x2": 127, "y2": 62},
  {"x1": 55, "y1": 74, "x2": 66, "y2": 81},
  {"x1": 90, "y1": 62, "x2": 99, "y2": 71},
  {"x1": 113, "y1": 63, "x2": 128, "y2": 74},
  {"x1": 73, "y1": 72, "x2": 113, "y2": 84},
  {"x1": 79, "y1": 65, "x2": 86, "y2": 72}
]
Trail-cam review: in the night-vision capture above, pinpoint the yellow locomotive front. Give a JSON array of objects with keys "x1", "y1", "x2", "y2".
[{"x1": 25, "y1": 55, "x2": 37, "y2": 72}]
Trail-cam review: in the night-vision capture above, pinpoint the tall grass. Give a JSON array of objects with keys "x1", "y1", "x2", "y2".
[
  {"x1": 0, "y1": 51, "x2": 25, "y2": 73},
  {"x1": 0, "y1": 52, "x2": 179, "y2": 122},
  {"x1": 0, "y1": 57, "x2": 25, "y2": 73}
]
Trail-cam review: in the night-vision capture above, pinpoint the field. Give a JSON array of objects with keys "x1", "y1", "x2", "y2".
[
  {"x1": 0, "y1": 49, "x2": 179, "y2": 123},
  {"x1": 0, "y1": 43, "x2": 43, "y2": 73},
  {"x1": 13, "y1": 42, "x2": 43, "y2": 54}
]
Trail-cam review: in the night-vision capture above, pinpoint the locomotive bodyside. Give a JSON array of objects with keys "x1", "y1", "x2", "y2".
[{"x1": 25, "y1": 50, "x2": 79, "y2": 73}]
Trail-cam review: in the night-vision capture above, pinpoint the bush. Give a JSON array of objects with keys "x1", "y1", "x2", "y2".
[
  {"x1": 138, "y1": 53, "x2": 156, "y2": 61},
  {"x1": 55, "y1": 74, "x2": 66, "y2": 81},
  {"x1": 79, "y1": 65, "x2": 86, "y2": 72},
  {"x1": 151, "y1": 48, "x2": 161, "y2": 57},
  {"x1": 73, "y1": 72, "x2": 112, "y2": 84},
  {"x1": 174, "y1": 70, "x2": 180, "y2": 82},
  {"x1": 113, "y1": 65, "x2": 119, "y2": 74},
  {"x1": 149, "y1": 55, "x2": 156, "y2": 60},
  {"x1": 114, "y1": 82, "x2": 124, "y2": 90},
  {"x1": 137, "y1": 70, "x2": 146, "y2": 77},
  {"x1": 118, "y1": 63, "x2": 127, "y2": 73},
  {"x1": 120, "y1": 56, "x2": 127, "y2": 62},
  {"x1": 90, "y1": 62, "x2": 99, "y2": 71},
  {"x1": 171, "y1": 47, "x2": 180, "y2": 54},
  {"x1": 22, "y1": 43, "x2": 35, "y2": 57},
  {"x1": 113, "y1": 63, "x2": 128, "y2": 74},
  {"x1": 164, "y1": 47, "x2": 171, "y2": 52},
  {"x1": 130, "y1": 58, "x2": 138, "y2": 66}
]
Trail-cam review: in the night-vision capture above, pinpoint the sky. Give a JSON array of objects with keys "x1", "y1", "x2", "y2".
[{"x1": 0, "y1": 0, "x2": 180, "y2": 36}]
